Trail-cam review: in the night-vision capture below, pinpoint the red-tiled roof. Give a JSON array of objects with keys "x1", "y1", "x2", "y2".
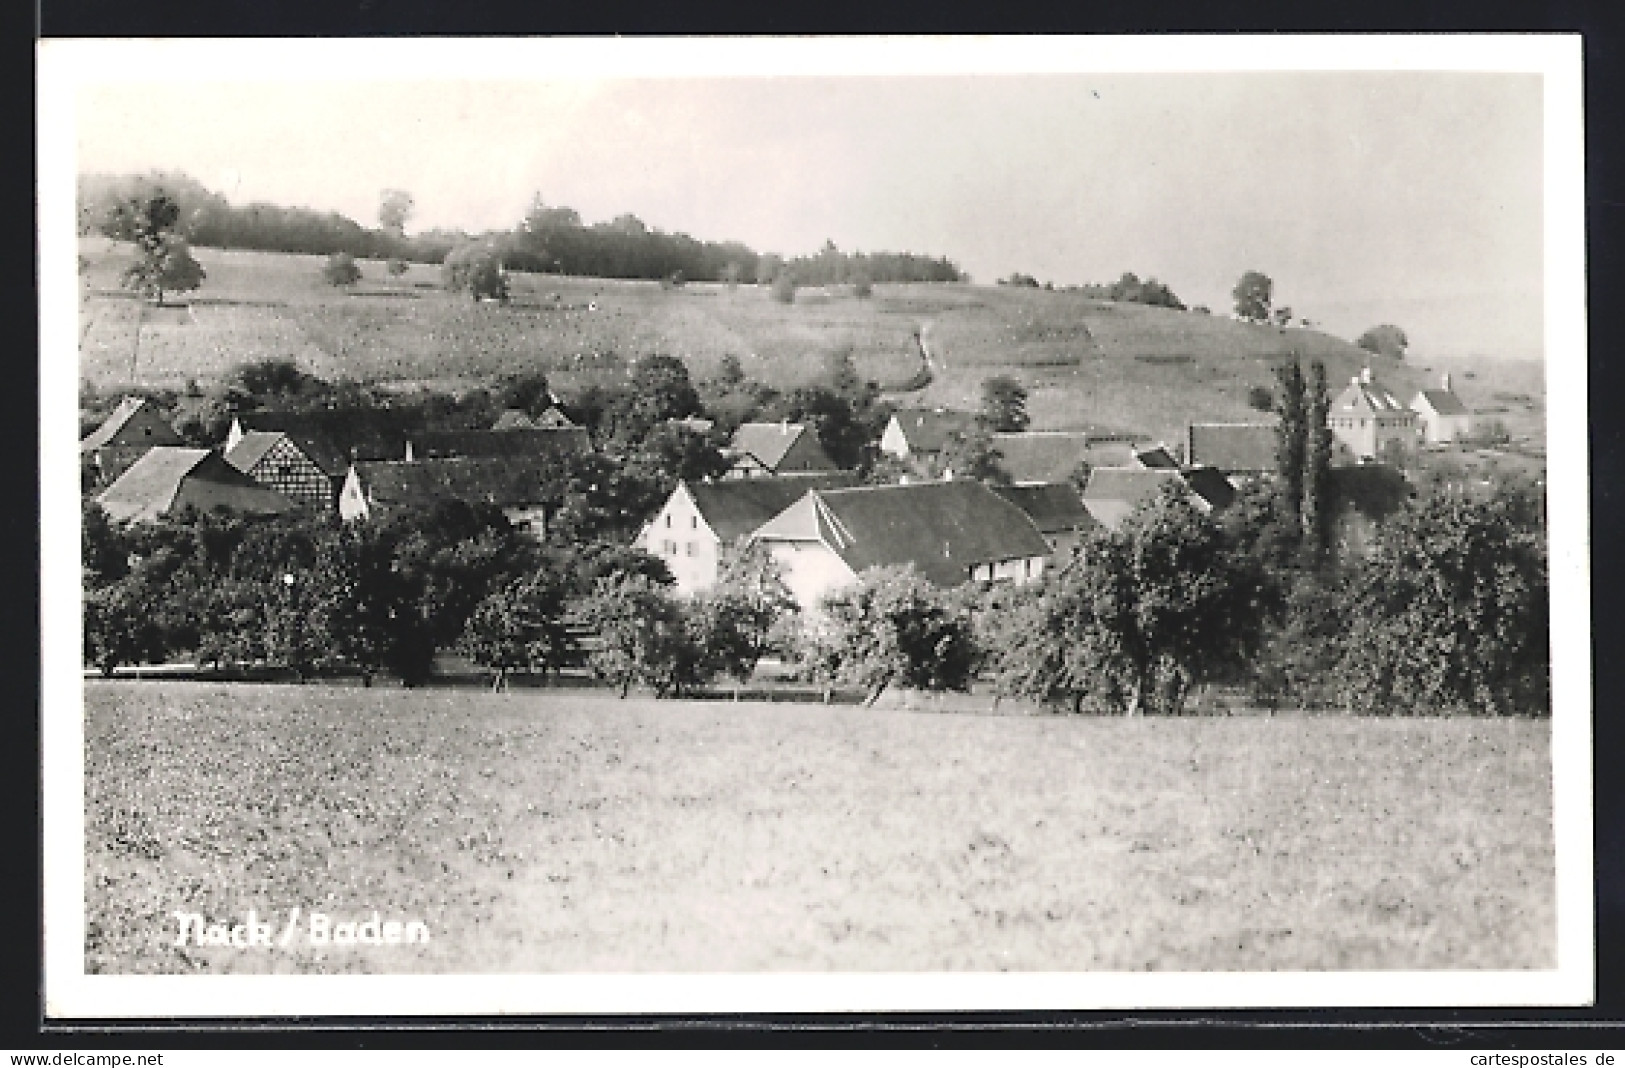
[
  {"x1": 728, "y1": 422, "x2": 836, "y2": 473},
  {"x1": 1414, "y1": 389, "x2": 1470, "y2": 416},
  {"x1": 351, "y1": 455, "x2": 565, "y2": 511},
  {"x1": 989, "y1": 482, "x2": 1099, "y2": 536},
  {"x1": 888, "y1": 408, "x2": 980, "y2": 453}
]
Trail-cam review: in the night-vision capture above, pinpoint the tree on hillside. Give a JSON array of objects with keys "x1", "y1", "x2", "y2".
[
  {"x1": 107, "y1": 191, "x2": 206, "y2": 304},
  {"x1": 442, "y1": 242, "x2": 508, "y2": 302},
  {"x1": 1357, "y1": 324, "x2": 1409, "y2": 359},
  {"x1": 932, "y1": 427, "x2": 1010, "y2": 485},
  {"x1": 378, "y1": 189, "x2": 415, "y2": 235},
  {"x1": 771, "y1": 272, "x2": 797, "y2": 304},
  {"x1": 322, "y1": 251, "x2": 362, "y2": 287},
  {"x1": 1273, "y1": 306, "x2": 1294, "y2": 328},
  {"x1": 980, "y1": 374, "x2": 1030, "y2": 433},
  {"x1": 1232, "y1": 270, "x2": 1273, "y2": 323}
]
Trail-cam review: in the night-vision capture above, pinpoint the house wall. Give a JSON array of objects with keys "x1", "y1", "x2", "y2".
[
  {"x1": 248, "y1": 438, "x2": 336, "y2": 512},
  {"x1": 878, "y1": 419, "x2": 911, "y2": 458},
  {"x1": 758, "y1": 539, "x2": 857, "y2": 613},
  {"x1": 638, "y1": 486, "x2": 723, "y2": 594},
  {"x1": 337, "y1": 471, "x2": 370, "y2": 522},
  {"x1": 967, "y1": 556, "x2": 1047, "y2": 584},
  {"x1": 1329, "y1": 411, "x2": 1419, "y2": 459},
  {"x1": 1417, "y1": 408, "x2": 1474, "y2": 444}
]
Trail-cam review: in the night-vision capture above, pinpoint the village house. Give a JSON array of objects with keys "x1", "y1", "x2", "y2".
[
  {"x1": 878, "y1": 407, "x2": 980, "y2": 460},
  {"x1": 223, "y1": 431, "x2": 342, "y2": 512},
  {"x1": 97, "y1": 446, "x2": 297, "y2": 524},
  {"x1": 989, "y1": 481, "x2": 1099, "y2": 566},
  {"x1": 1410, "y1": 372, "x2": 1474, "y2": 444},
  {"x1": 1186, "y1": 421, "x2": 1278, "y2": 482},
  {"x1": 1328, "y1": 367, "x2": 1419, "y2": 460},
  {"x1": 723, "y1": 421, "x2": 840, "y2": 479},
  {"x1": 491, "y1": 405, "x2": 578, "y2": 431},
  {"x1": 747, "y1": 479, "x2": 1052, "y2": 613},
  {"x1": 1080, "y1": 466, "x2": 1234, "y2": 532},
  {"x1": 337, "y1": 456, "x2": 561, "y2": 537},
  {"x1": 229, "y1": 409, "x2": 420, "y2": 464},
  {"x1": 637, "y1": 473, "x2": 858, "y2": 594},
  {"x1": 80, "y1": 397, "x2": 184, "y2": 486}
]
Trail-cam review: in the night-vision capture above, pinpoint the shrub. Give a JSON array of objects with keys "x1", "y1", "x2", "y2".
[
  {"x1": 1246, "y1": 385, "x2": 1274, "y2": 412},
  {"x1": 770, "y1": 273, "x2": 797, "y2": 305},
  {"x1": 386, "y1": 258, "x2": 410, "y2": 277},
  {"x1": 322, "y1": 252, "x2": 362, "y2": 287}
]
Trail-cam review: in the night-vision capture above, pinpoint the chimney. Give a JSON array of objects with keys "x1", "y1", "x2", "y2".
[
  {"x1": 1361, "y1": 366, "x2": 1373, "y2": 384},
  {"x1": 404, "y1": 440, "x2": 414, "y2": 462},
  {"x1": 780, "y1": 419, "x2": 789, "y2": 434},
  {"x1": 1351, "y1": 376, "x2": 1361, "y2": 388},
  {"x1": 1441, "y1": 372, "x2": 1452, "y2": 392}
]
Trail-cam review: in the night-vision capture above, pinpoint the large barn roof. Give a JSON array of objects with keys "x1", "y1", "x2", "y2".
[
  {"x1": 351, "y1": 455, "x2": 564, "y2": 511},
  {"x1": 410, "y1": 427, "x2": 591, "y2": 460},
  {"x1": 97, "y1": 447, "x2": 296, "y2": 523},
  {"x1": 752, "y1": 479, "x2": 1051, "y2": 586},
  {"x1": 1415, "y1": 389, "x2": 1470, "y2": 416},
  {"x1": 683, "y1": 474, "x2": 857, "y2": 544},
  {"x1": 1187, "y1": 422, "x2": 1278, "y2": 474},
  {"x1": 888, "y1": 408, "x2": 980, "y2": 453},
  {"x1": 989, "y1": 482, "x2": 1099, "y2": 536}
]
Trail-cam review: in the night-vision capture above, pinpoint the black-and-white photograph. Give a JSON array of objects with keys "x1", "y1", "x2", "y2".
[{"x1": 39, "y1": 36, "x2": 1590, "y2": 1016}]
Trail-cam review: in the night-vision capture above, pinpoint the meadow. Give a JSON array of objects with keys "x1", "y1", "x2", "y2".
[
  {"x1": 85, "y1": 682, "x2": 1555, "y2": 974},
  {"x1": 78, "y1": 240, "x2": 1543, "y2": 448}
]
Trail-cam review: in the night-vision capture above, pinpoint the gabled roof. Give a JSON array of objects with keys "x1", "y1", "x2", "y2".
[
  {"x1": 1080, "y1": 467, "x2": 1189, "y2": 531},
  {"x1": 222, "y1": 431, "x2": 321, "y2": 476},
  {"x1": 533, "y1": 407, "x2": 579, "y2": 429},
  {"x1": 727, "y1": 422, "x2": 834, "y2": 472},
  {"x1": 888, "y1": 408, "x2": 980, "y2": 453},
  {"x1": 411, "y1": 427, "x2": 591, "y2": 460},
  {"x1": 491, "y1": 409, "x2": 538, "y2": 430},
  {"x1": 237, "y1": 408, "x2": 418, "y2": 466},
  {"x1": 751, "y1": 479, "x2": 1051, "y2": 587},
  {"x1": 1334, "y1": 376, "x2": 1410, "y2": 415},
  {"x1": 1187, "y1": 422, "x2": 1278, "y2": 474},
  {"x1": 989, "y1": 482, "x2": 1099, "y2": 537},
  {"x1": 80, "y1": 397, "x2": 181, "y2": 452},
  {"x1": 990, "y1": 431, "x2": 1097, "y2": 484},
  {"x1": 1414, "y1": 389, "x2": 1470, "y2": 417},
  {"x1": 350, "y1": 455, "x2": 563, "y2": 512},
  {"x1": 682, "y1": 473, "x2": 859, "y2": 544},
  {"x1": 97, "y1": 447, "x2": 296, "y2": 523}
]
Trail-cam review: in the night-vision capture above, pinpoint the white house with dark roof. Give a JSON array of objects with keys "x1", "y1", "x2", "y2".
[
  {"x1": 1329, "y1": 367, "x2": 1419, "y2": 460},
  {"x1": 747, "y1": 479, "x2": 1051, "y2": 612},
  {"x1": 637, "y1": 474, "x2": 859, "y2": 594},
  {"x1": 338, "y1": 455, "x2": 560, "y2": 537},
  {"x1": 724, "y1": 421, "x2": 839, "y2": 478},
  {"x1": 1410, "y1": 372, "x2": 1474, "y2": 444}
]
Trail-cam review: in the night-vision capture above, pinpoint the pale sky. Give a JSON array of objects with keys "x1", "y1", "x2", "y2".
[{"x1": 75, "y1": 71, "x2": 1545, "y2": 358}]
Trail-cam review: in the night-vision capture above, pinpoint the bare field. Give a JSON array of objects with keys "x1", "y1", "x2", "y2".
[{"x1": 85, "y1": 682, "x2": 1555, "y2": 974}]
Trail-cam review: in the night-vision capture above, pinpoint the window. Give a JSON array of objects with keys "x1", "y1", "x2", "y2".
[
  {"x1": 1024, "y1": 559, "x2": 1032, "y2": 578},
  {"x1": 690, "y1": 516, "x2": 698, "y2": 529},
  {"x1": 685, "y1": 542, "x2": 696, "y2": 557},
  {"x1": 665, "y1": 515, "x2": 672, "y2": 528}
]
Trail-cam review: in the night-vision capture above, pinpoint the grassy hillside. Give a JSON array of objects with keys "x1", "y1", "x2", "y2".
[
  {"x1": 87, "y1": 682, "x2": 1554, "y2": 973},
  {"x1": 77, "y1": 239, "x2": 1541, "y2": 447}
]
